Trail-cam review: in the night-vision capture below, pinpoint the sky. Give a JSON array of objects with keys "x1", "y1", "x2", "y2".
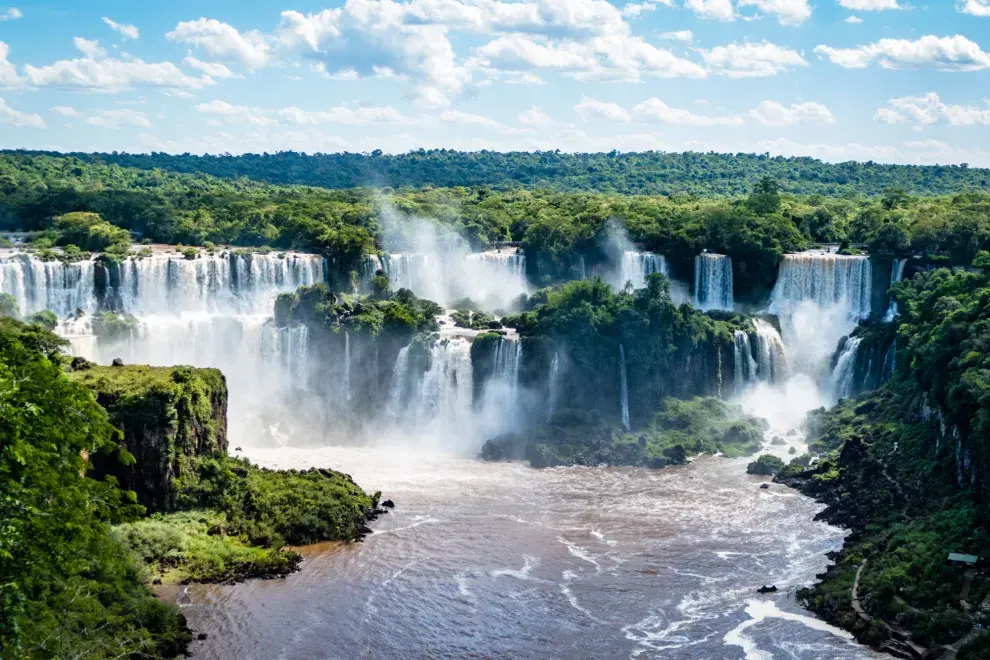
[{"x1": 1, "y1": 0, "x2": 989, "y2": 164}]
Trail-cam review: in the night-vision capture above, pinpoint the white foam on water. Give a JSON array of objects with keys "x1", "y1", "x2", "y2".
[{"x1": 723, "y1": 600, "x2": 857, "y2": 660}]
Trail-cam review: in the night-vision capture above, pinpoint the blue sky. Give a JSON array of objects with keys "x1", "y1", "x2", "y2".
[{"x1": 1, "y1": 0, "x2": 989, "y2": 163}]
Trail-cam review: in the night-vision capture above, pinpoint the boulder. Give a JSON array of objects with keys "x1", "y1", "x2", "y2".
[
  {"x1": 111, "y1": 357, "x2": 125, "y2": 367},
  {"x1": 382, "y1": 499, "x2": 395, "y2": 508},
  {"x1": 757, "y1": 585, "x2": 778, "y2": 594}
]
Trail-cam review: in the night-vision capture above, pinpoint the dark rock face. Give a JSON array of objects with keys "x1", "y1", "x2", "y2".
[
  {"x1": 70, "y1": 365, "x2": 228, "y2": 512},
  {"x1": 757, "y1": 585, "x2": 777, "y2": 594},
  {"x1": 111, "y1": 357, "x2": 125, "y2": 367}
]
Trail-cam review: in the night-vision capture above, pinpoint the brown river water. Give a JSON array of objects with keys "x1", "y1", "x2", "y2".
[{"x1": 178, "y1": 447, "x2": 884, "y2": 660}]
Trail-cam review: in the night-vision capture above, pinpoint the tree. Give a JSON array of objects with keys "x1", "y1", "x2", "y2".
[{"x1": 747, "y1": 176, "x2": 781, "y2": 216}]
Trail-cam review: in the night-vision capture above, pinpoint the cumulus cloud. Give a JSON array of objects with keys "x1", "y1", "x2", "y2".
[
  {"x1": 875, "y1": 91, "x2": 990, "y2": 129},
  {"x1": 700, "y1": 41, "x2": 808, "y2": 77},
  {"x1": 621, "y1": 1, "x2": 670, "y2": 17},
  {"x1": 838, "y1": 0, "x2": 900, "y2": 9},
  {"x1": 85, "y1": 108, "x2": 151, "y2": 129},
  {"x1": 845, "y1": 15, "x2": 864, "y2": 23},
  {"x1": 749, "y1": 100, "x2": 836, "y2": 126},
  {"x1": 574, "y1": 95, "x2": 744, "y2": 125},
  {"x1": 193, "y1": 100, "x2": 276, "y2": 125},
  {"x1": 738, "y1": 0, "x2": 812, "y2": 26},
  {"x1": 0, "y1": 96, "x2": 44, "y2": 127},
  {"x1": 22, "y1": 44, "x2": 213, "y2": 91},
  {"x1": 439, "y1": 109, "x2": 503, "y2": 128},
  {"x1": 1, "y1": 7, "x2": 21, "y2": 21},
  {"x1": 815, "y1": 35, "x2": 990, "y2": 71},
  {"x1": 959, "y1": 0, "x2": 990, "y2": 16},
  {"x1": 73, "y1": 38, "x2": 106, "y2": 60},
  {"x1": 102, "y1": 17, "x2": 139, "y2": 40},
  {"x1": 183, "y1": 56, "x2": 238, "y2": 79},
  {"x1": 167, "y1": 18, "x2": 272, "y2": 70},
  {"x1": 685, "y1": 0, "x2": 735, "y2": 21},
  {"x1": 193, "y1": 99, "x2": 414, "y2": 127}
]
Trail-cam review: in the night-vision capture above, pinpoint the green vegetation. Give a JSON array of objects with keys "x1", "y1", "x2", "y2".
[
  {"x1": 0, "y1": 318, "x2": 189, "y2": 659},
  {"x1": 26, "y1": 310, "x2": 57, "y2": 330},
  {"x1": 0, "y1": 293, "x2": 17, "y2": 320},
  {"x1": 746, "y1": 454, "x2": 785, "y2": 476},
  {"x1": 781, "y1": 257, "x2": 990, "y2": 654},
  {"x1": 482, "y1": 397, "x2": 767, "y2": 468},
  {"x1": 29, "y1": 149, "x2": 990, "y2": 197}
]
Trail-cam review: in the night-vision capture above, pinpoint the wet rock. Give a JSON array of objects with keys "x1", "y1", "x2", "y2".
[
  {"x1": 760, "y1": 483, "x2": 770, "y2": 490},
  {"x1": 234, "y1": 446, "x2": 242, "y2": 452},
  {"x1": 786, "y1": 429, "x2": 797, "y2": 436},
  {"x1": 356, "y1": 524, "x2": 374, "y2": 536},
  {"x1": 111, "y1": 357, "x2": 125, "y2": 367},
  {"x1": 757, "y1": 585, "x2": 778, "y2": 594},
  {"x1": 771, "y1": 436, "x2": 786, "y2": 446},
  {"x1": 382, "y1": 499, "x2": 395, "y2": 508},
  {"x1": 197, "y1": 633, "x2": 208, "y2": 641},
  {"x1": 70, "y1": 356, "x2": 94, "y2": 371},
  {"x1": 788, "y1": 446, "x2": 797, "y2": 455}
]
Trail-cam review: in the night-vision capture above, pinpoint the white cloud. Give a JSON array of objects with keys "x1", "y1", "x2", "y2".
[
  {"x1": 166, "y1": 18, "x2": 271, "y2": 70},
  {"x1": 22, "y1": 46, "x2": 213, "y2": 91},
  {"x1": 838, "y1": 0, "x2": 900, "y2": 10},
  {"x1": 0, "y1": 42, "x2": 20, "y2": 87},
  {"x1": 622, "y1": 2, "x2": 670, "y2": 17},
  {"x1": 877, "y1": 91, "x2": 990, "y2": 129},
  {"x1": 439, "y1": 109, "x2": 503, "y2": 128},
  {"x1": 685, "y1": 0, "x2": 735, "y2": 21},
  {"x1": 738, "y1": 0, "x2": 812, "y2": 26},
  {"x1": 573, "y1": 95, "x2": 744, "y2": 125},
  {"x1": 414, "y1": 85, "x2": 451, "y2": 109},
  {"x1": 575, "y1": 95, "x2": 632, "y2": 122},
  {"x1": 700, "y1": 41, "x2": 808, "y2": 77},
  {"x1": 279, "y1": 104, "x2": 413, "y2": 126},
  {"x1": 102, "y1": 17, "x2": 139, "y2": 40},
  {"x1": 633, "y1": 97, "x2": 744, "y2": 125},
  {"x1": 518, "y1": 106, "x2": 552, "y2": 125},
  {"x1": 0, "y1": 97, "x2": 44, "y2": 128},
  {"x1": 0, "y1": 7, "x2": 21, "y2": 21},
  {"x1": 50, "y1": 106, "x2": 80, "y2": 118},
  {"x1": 73, "y1": 37, "x2": 106, "y2": 60},
  {"x1": 815, "y1": 35, "x2": 990, "y2": 71},
  {"x1": 659, "y1": 30, "x2": 693, "y2": 42},
  {"x1": 874, "y1": 108, "x2": 905, "y2": 124},
  {"x1": 845, "y1": 14, "x2": 863, "y2": 23},
  {"x1": 183, "y1": 56, "x2": 238, "y2": 79},
  {"x1": 193, "y1": 100, "x2": 276, "y2": 125},
  {"x1": 85, "y1": 108, "x2": 151, "y2": 129},
  {"x1": 749, "y1": 100, "x2": 836, "y2": 126},
  {"x1": 959, "y1": 0, "x2": 990, "y2": 16}
]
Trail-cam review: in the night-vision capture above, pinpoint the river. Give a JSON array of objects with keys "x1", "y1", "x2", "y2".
[{"x1": 179, "y1": 447, "x2": 882, "y2": 660}]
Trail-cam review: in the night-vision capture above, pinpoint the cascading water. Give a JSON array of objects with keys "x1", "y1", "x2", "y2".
[
  {"x1": 752, "y1": 319, "x2": 788, "y2": 384},
  {"x1": 477, "y1": 338, "x2": 524, "y2": 438},
  {"x1": 619, "y1": 344, "x2": 630, "y2": 431},
  {"x1": 694, "y1": 253, "x2": 733, "y2": 311},
  {"x1": 617, "y1": 251, "x2": 668, "y2": 290},
  {"x1": 768, "y1": 253, "x2": 872, "y2": 379},
  {"x1": 344, "y1": 330, "x2": 352, "y2": 402},
  {"x1": 387, "y1": 345, "x2": 412, "y2": 421},
  {"x1": 883, "y1": 258, "x2": 908, "y2": 322},
  {"x1": 406, "y1": 337, "x2": 475, "y2": 442},
  {"x1": 381, "y1": 249, "x2": 529, "y2": 310},
  {"x1": 829, "y1": 336, "x2": 862, "y2": 401},
  {"x1": 733, "y1": 330, "x2": 757, "y2": 393},
  {"x1": 547, "y1": 352, "x2": 560, "y2": 422},
  {"x1": 0, "y1": 253, "x2": 97, "y2": 317},
  {"x1": 3, "y1": 250, "x2": 326, "y2": 443}
]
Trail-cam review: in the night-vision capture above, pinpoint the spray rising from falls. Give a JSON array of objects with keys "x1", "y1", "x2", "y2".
[{"x1": 694, "y1": 254, "x2": 733, "y2": 311}]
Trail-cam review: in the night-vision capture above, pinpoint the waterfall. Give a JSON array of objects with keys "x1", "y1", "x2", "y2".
[
  {"x1": 694, "y1": 253, "x2": 733, "y2": 311},
  {"x1": 883, "y1": 258, "x2": 908, "y2": 322},
  {"x1": 344, "y1": 330, "x2": 352, "y2": 402},
  {"x1": 829, "y1": 336, "x2": 863, "y2": 401},
  {"x1": 477, "y1": 338, "x2": 524, "y2": 438},
  {"x1": 0, "y1": 253, "x2": 97, "y2": 317},
  {"x1": 547, "y1": 352, "x2": 560, "y2": 422},
  {"x1": 408, "y1": 337, "x2": 474, "y2": 438},
  {"x1": 733, "y1": 330, "x2": 757, "y2": 392},
  {"x1": 381, "y1": 249, "x2": 529, "y2": 309},
  {"x1": 752, "y1": 319, "x2": 788, "y2": 384},
  {"x1": 768, "y1": 253, "x2": 872, "y2": 379},
  {"x1": 619, "y1": 344, "x2": 630, "y2": 431},
  {"x1": 387, "y1": 345, "x2": 412, "y2": 421},
  {"x1": 617, "y1": 251, "x2": 667, "y2": 290}
]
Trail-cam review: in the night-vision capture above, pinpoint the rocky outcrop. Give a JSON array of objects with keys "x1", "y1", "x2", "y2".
[{"x1": 69, "y1": 364, "x2": 228, "y2": 512}]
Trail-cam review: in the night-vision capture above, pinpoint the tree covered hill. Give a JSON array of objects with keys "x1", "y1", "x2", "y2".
[{"x1": 6, "y1": 149, "x2": 989, "y2": 197}]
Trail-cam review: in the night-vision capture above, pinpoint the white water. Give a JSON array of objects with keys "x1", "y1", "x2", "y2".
[
  {"x1": 694, "y1": 253, "x2": 733, "y2": 311},
  {"x1": 752, "y1": 319, "x2": 788, "y2": 384},
  {"x1": 547, "y1": 352, "x2": 560, "y2": 422},
  {"x1": 0, "y1": 253, "x2": 97, "y2": 317},
  {"x1": 883, "y1": 258, "x2": 908, "y2": 322},
  {"x1": 619, "y1": 343, "x2": 630, "y2": 431},
  {"x1": 380, "y1": 248, "x2": 530, "y2": 310},
  {"x1": 478, "y1": 337, "x2": 524, "y2": 438},
  {"x1": 615, "y1": 251, "x2": 668, "y2": 291},
  {"x1": 734, "y1": 330, "x2": 758, "y2": 394},
  {"x1": 829, "y1": 337, "x2": 862, "y2": 402}
]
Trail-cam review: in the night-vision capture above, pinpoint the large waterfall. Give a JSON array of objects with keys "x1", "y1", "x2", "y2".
[
  {"x1": 2, "y1": 250, "x2": 326, "y2": 442},
  {"x1": 829, "y1": 336, "x2": 862, "y2": 401},
  {"x1": 694, "y1": 253, "x2": 733, "y2": 311},
  {"x1": 616, "y1": 251, "x2": 668, "y2": 290},
  {"x1": 381, "y1": 249, "x2": 529, "y2": 309},
  {"x1": 732, "y1": 319, "x2": 787, "y2": 395},
  {"x1": 768, "y1": 253, "x2": 872, "y2": 379}
]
